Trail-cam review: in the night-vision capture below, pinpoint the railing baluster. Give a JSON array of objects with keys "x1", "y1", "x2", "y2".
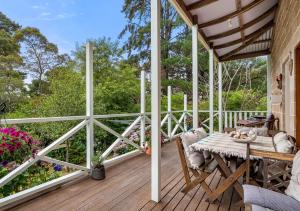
[
  {"x1": 224, "y1": 111, "x2": 228, "y2": 128},
  {"x1": 239, "y1": 112, "x2": 242, "y2": 121},
  {"x1": 229, "y1": 112, "x2": 233, "y2": 128},
  {"x1": 244, "y1": 112, "x2": 247, "y2": 120},
  {"x1": 234, "y1": 112, "x2": 237, "y2": 128}
]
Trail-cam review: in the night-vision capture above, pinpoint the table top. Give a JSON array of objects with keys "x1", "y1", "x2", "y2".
[{"x1": 190, "y1": 133, "x2": 276, "y2": 160}]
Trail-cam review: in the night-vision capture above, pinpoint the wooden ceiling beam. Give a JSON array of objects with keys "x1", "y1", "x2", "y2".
[
  {"x1": 198, "y1": 0, "x2": 265, "y2": 28},
  {"x1": 214, "y1": 20, "x2": 274, "y2": 49},
  {"x1": 187, "y1": 0, "x2": 218, "y2": 11},
  {"x1": 172, "y1": 0, "x2": 219, "y2": 60},
  {"x1": 235, "y1": 0, "x2": 245, "y2": 43},
  {"x1": 220, "y1": 22, "x2": 274, "y2": 60},
  {"x1": 207, "y1": 4, "x2": 277, "y2": 41},
  {"x1": 220, "y1": 50, "x2": 270, "y2": 61}
]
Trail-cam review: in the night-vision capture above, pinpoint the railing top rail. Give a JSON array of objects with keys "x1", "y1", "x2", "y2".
[{"x1": 0, "y1": 110, "x2": 268, "y2": 125}]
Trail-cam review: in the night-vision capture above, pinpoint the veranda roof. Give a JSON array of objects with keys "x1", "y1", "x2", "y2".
[{"x1": 170, "y1": 0, "x2": 278, "y2": 61}]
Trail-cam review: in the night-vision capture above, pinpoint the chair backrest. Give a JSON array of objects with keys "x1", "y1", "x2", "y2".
[
  {"x1": 288, "y1": 135, "x2": 298, "y2": 154},
  {"x1": 224, "y1": 127, "x2": 236, "y2": 133},
  {"x1": 175, "y1": 137, "x2": 191, "y2": 184}
]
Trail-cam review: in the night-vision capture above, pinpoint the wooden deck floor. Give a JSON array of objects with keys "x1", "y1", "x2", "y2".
[{"x1": 11, "y1": 142, "x2": 242, "y2": 211}]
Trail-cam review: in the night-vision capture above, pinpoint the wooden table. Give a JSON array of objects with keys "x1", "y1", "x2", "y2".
[
  {"x1": 190, "y1": 133, "x2": 275, "y2": 203},
  {"x1": 237, "y1": 119, "x2": 266, "y2": 127}
]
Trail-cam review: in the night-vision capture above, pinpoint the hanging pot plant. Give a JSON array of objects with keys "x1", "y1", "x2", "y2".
[{"x1": 91, "y1": 153, "x2": 105, "y2": 180}]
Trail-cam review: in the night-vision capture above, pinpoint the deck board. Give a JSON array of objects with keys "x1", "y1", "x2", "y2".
[{"x1": 10, "y1": 141, "x2": 242, "y2": 211}]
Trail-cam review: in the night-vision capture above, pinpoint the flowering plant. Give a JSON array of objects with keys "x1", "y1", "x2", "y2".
[{"x1": 0, "y1": 127, "x2": 39, "y2": 168}]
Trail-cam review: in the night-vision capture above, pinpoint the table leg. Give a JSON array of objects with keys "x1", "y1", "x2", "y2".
[{"x1": 208, "y1": 153, "x2": 245, "y2": 202}]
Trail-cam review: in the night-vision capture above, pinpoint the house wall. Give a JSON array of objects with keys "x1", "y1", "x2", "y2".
[{"x1": 270, "y1": 0, "x2": 300, "y2": 137}]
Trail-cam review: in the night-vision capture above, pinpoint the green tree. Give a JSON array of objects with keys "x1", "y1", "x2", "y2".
[
  {"x1": 16, "y1": 27, "x2": 70, "y2": 95},
  {"x1": 0, "y1": 13, "x2": 25, "y2": 111}
]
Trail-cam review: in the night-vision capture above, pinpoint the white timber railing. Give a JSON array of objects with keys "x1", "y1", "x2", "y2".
[{"x1": 0, "y1": 42, "x2": 268, "y2": 207}]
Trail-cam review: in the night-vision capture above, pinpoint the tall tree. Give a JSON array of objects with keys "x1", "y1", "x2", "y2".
[
  {"x1": 16, "y1": 27, "x2": 70, "y2": 95},
  {"x1": 0, "y1": 12, "x2": 25, "y2": 111},
  {"x1": 120, "y1": 0, "x2": 185, "y2": 80}
]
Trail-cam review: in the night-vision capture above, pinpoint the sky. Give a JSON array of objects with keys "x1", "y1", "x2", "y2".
[{"x1": 0, "y1": 0, "x2": 127, "y2": 55}]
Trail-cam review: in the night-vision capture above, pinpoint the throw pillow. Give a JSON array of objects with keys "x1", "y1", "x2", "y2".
[{"x1": 285, "y1": 151, "x2": 300, "y2": 202}]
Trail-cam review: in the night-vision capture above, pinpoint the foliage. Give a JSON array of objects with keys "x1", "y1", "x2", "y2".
[
  {"x1": 15, "y1": 27, "x2": 70, "y2": 95},
  {"x1": 92, "y1": 152, "x2": 104, "y2": 168},
  {"x1": 0, "y1": 163, "x2": 62, "y2": 198}
]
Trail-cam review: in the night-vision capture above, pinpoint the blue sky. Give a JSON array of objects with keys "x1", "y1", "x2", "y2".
[{"x1": 0, "y1": 0, "x2": 127, "y2": 54}]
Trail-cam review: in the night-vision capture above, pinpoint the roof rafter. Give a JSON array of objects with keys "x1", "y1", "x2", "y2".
[
  {"x1": 198, "y1": 0, "x2": 265, "y2": 28},
  {"x1": 220, "y1": 50, "x2": 270, "y2": 61},
  {"x1": 214, "y1": 20, "x2": 274, "y2": 49},
  {"x1": 235, "y1": 0, "x2": 245, "y2": 43},
  {"x1": 187, "y1": 0, "x2": 218, "y2": 11},
  {"x1": 207, "y1": 4, "x2": 277, "y2": 41},
  {"x1": 172, "y1": 0, "x2": 219, "y2": 59},
  {"x1": 220, "y1": 22, "x2": 274, "y2": 60}
]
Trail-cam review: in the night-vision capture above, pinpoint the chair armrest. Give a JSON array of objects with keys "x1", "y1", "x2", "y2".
[{"x1": 250, "y1": 149, "x2": 294, "y2": 162}]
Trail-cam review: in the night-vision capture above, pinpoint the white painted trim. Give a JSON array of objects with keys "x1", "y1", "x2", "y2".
[
  {"x1": 0, "y1": 116, "x2": 86, "y2": 125},
  {"x1": 0, "y1": 171, "x2": 85, "y2": 208},
  {"x1": 100, "y1": 116, "x2": 141, "y2": 159},
  {"x1": 151, "y1": 0, "x2": 161, "y2": 202},
  {"x1": 167, "y1": 86, "x2": 172, "y2": 139},
  {"x1": 103, "y1": 149, "x2": 142, "y2": 168},
  {"x1": 209, "y1": 49, "x2": 214, "y2": 134},
  {"x1": 192, "y1": 24, "x2": 199, "y2": 129},
  {"x1": 218, "y1": 62, "x2": 223, "y2": 132},
  {"x1": 39, "y1": 156, "x2": 89, "y2": 171},
  {"x1": 140, "y1": 70, "x2": 146, "y2": 147},
  {"x1": 184, "y1": 94, "x2": 188, "y2": 131},
  {"x1": 86, "y1": 42, "x2": 94, "y2": 169},
  {"x1": 39, "y1": 121, "x2": 87, "y2": 157},
  {"x1": 94, "y1": 119, "x2": 142, "y2": 152},
  {"x1": 267, "y1": 55, "x2": 272, "y2": 114}
]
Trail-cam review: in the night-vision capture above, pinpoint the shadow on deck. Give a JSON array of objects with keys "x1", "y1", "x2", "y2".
[{"x1": 11, "y1": 141, "x2": 241, "y2": 211}]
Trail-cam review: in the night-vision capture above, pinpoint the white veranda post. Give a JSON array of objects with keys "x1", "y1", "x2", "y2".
[
  {"x1": 209, "y1": 49, "x2": 214, "y2": 134},
  {"x1": 151, "y1": 0, "x2": 161, "y2": 202},
  {"x1": 267, "y1": 55, "x2": 272, "y2": 114},
  {"x1": 140, "y1": 70, "x2": 146, "y2": 147},
  {"x1": 168, "y1": 86, "x2": 172, "y2": 139},
  {"x1": 86, "y1": 42, "x2": 94, "y2": 169},
  {"x1": 218, "y1": 62, "x2": 223, "y2": 132},
  {"x1": 192, "y1": 24, "x2": 198, "y2": 129}
]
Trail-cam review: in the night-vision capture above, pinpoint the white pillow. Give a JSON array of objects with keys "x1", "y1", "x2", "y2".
[
  {"x1": 274, "y1": 132, "x2": 294, "y2": 153},
  {"x1": 180, "y1": 130, "x2": 205, "y2": 169},
  {"x1": 274, "y1": 132, "x2": 289, "y2": 145},
  {"x1": 194, "y1": 127, "x2": 208, "y2": 139},
  {"x1": 285, "y1": 151, "x2": 300, "y2": 202},
  {"x1": 193, "y1": 128, "x2": 211, "y2": 159},
  {"x1": 256, "y1": 127, "x2": 268, "y2": 137}
]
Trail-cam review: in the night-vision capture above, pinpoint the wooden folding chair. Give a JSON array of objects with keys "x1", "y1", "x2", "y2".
[{"x1": 175, "y1": 137, "x2": 214, "y2": 194}]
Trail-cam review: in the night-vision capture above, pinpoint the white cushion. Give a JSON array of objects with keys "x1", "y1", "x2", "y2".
[
  {"x1": 237, "y1": 127, "x2": 268, "y2": 137},
  {"x1": 286, "y1": 151, "x2": 300, "y2": 202},
  {"x1": 256, "y1": 127, "x2": 269, "y2": 137},
  {"x1": 180, "y1": 129, "x2": 206, "y2": 169},
  {"x1": 274, "y1": 132, "x2": 294, "y2": 153}
]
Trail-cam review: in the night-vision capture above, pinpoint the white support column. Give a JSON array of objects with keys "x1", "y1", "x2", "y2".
[
  {"x1": 151, "y1": 0, "x2": 161, "y2": 202},
  {"x1": 167, "y1": 86, "x2": 172, "y2": 139},
  {"x1": 140, "y1": 70, "x2": 146, "y2": 147},
  {"x1": 218, "y1": 62, "x2": 223, "y2": 133},
  {"x1": 209, "y1": 49, "x2": 214, "y2": 134},
  {"x1": 192, "y1": 24, "x2": 198, "y2": 129},
  {"x1": 267, "y1": 55, "x2": 272, "y2": 114},
  {"x1": 184, "y1": 94, "x2": 188, "y2": 131},
  {"x1": 86, "y1": 42, "x2": 94, "y2": 169}
]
